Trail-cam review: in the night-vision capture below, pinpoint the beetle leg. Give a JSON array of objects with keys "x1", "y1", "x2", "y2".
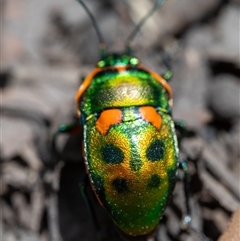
[
  {"x1": 178, "y1": 159, "x2": 191, "y2": 226},
  {"x1": 174, "y1": 120, "x2": 188, "y2": 136},
  {"x1": 79, "y1": 175, "x2": 104, "y2": 241},
  {"x1": 51, "y1": 121, "x2": 81, "y2": 167},
  {"x1": 179, "y1": 160, "x2": 211, "y2": 241},
  {"x1": 190, "y1": 227, "x2": 212, "y2": 241},
  {"x1": 174, "y1": 120, "x2": 189, "y2": 143}
]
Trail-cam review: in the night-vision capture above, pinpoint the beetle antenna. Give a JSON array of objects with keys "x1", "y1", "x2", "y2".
[
  {"x1": 125, "y1": 0, "x2": 167, "y2": 49},
  {"x1": 76, "y1": 0, "x2": 106, "y2": 55}
]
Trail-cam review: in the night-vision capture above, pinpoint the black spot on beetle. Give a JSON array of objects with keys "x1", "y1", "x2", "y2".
[
  {"x1": 146, "y1": 139, "x2": 164, "y2": 161},
  {"x1": 148, "y1": 174, "x2": 161, "y2": 189},
  {"x1": 102, "y1": 144, "x2": 124, "y2": 164},
  {"x1": 112, "y1": 178, "x2": 129, "y2": 193}
]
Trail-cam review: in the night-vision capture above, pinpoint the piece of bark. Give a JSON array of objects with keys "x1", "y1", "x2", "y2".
[
  {"x1": 218, "y1": 208, "x2": 240, "y2": 241},
  {"x1": 200, "y1": 170, "x2": 239, "y2": 212}
]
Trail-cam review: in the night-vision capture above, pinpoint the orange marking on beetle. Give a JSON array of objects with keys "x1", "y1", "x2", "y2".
[
  {"x1": 138, "y1": 64, "x2": 173, "y2": 107},
  {"x1": 139, "y1": 106, "x2": 162, "y2": 130},
  {"x1": 96, "y1": 109, "x2": 123, "y2": 135}
]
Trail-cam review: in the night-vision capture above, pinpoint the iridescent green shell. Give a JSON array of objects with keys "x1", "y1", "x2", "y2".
[
  {"x1": 80, "y1": 54, "x2": 178, "y2": 236},
  {"x1": 80, "y1": 55, "x2": 170, "y2": 118}
]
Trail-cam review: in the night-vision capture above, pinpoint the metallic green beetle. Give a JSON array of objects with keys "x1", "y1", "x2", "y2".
[
  {"x1": 72, "y1": 0, "x2": 180, "y2": 239},
  {"x1": 75, "y1": 53, "x2": 178, "y2": 237},
  {"x1": 52, "y1": 0, "x2": 209, "y2": 240}
]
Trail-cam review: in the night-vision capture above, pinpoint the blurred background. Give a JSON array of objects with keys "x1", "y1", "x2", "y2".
[{"x1": 1, "y1": 0, "x2": 240, "y2": 241}]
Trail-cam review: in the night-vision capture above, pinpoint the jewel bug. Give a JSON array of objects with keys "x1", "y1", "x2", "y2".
[{"x1": 52, "y1": 0, "x2": 210, "y2": 240}]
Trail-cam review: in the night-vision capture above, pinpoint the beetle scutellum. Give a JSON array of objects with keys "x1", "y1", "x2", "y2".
[{"x1": 53, "y1": 1, "x2": 210, "y2": 240}]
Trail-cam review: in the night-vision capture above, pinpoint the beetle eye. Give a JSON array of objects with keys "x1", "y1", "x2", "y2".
[
  {"x1": 102, "y1": 144, "x2": 124, "y2": 164},
  {"x1": 146, "y1": 139, "x2": 164, "y2": 161}
]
